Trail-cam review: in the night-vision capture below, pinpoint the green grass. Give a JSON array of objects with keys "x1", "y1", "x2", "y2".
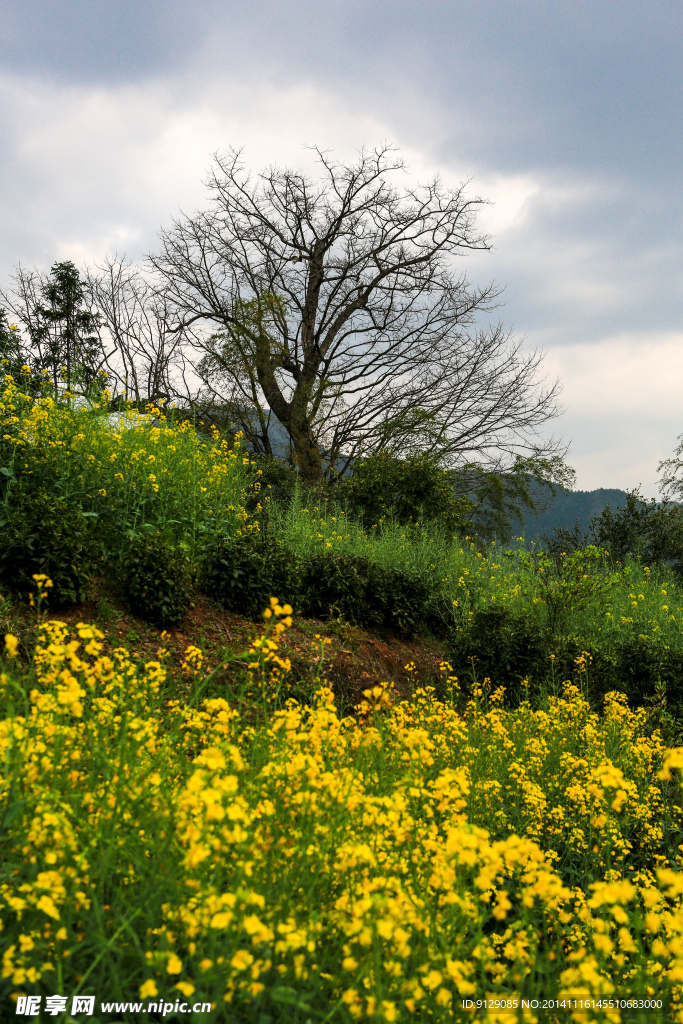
[{"x1": 271, "y1": 483, "x2": 683, "y2": 654}]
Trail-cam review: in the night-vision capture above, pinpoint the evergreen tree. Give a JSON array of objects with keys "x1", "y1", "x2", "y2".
[
  {"x1": 31, "y1": 261, "x2": 102, "y2": 393},
  {"x1": 0, "y1": 308, "x2": 22, "y2": 369}
]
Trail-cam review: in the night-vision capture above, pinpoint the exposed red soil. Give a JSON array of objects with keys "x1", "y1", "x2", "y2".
[{"x1": 2, "y1": 585, "x2": 450, "y2": 710}]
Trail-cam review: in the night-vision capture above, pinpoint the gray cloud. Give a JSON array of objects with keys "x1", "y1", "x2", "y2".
[
  {"x1": 5, "y1": 1, "x2": 681, "y2": 173},
  {"x1": 0, "y1": 0, "x2": 681, "y2": 496}
]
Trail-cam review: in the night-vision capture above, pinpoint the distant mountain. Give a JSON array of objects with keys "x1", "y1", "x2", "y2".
[{"x1": 517, "y1": 487, "x2": 631, "y2": 544}]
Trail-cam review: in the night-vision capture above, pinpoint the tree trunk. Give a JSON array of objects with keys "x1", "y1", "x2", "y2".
[{"x1": 288, "y1": 416, "x2": 323, "y2": 483}]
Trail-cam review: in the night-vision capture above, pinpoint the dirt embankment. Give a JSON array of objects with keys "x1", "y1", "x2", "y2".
[{"x1": 3, "y1": 587, "x2": 451, "y2": 709}]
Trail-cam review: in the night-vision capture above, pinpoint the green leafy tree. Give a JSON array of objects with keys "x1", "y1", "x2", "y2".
[
  {"x1": 590, "y1": 488, "x2": 683, "y2": 569},
  {"x1": 452, "y1": 455, "x2": 576, "y2": 545},
  {"x1": 33, "y1": 262, "x2": 103, "y2": 393},
  {"x1": 338, "y1": 450, "x2": 474, "y2": 534},
  {"x1": 196, "y1": 291, "x2": 288, "y2": 458}
]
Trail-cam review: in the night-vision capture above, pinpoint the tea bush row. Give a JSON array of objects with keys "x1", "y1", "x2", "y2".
[
  {"x1": 201, "y1": 532, "x2": 430, "y2": 638},
  {"x1": 0, "y1": 488, "x2": 97, "y2": 609},
  {"x1": 447, "y1": 604, "x2": 683, "y2": 719},
  {"x1": 0, "y1": 504, "x2": 433, "y2": 638}
]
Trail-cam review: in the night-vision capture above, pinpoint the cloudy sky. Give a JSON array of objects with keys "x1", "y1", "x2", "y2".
[{"x1": 0, "y1": 0, "x2": 681, "y2": 496}]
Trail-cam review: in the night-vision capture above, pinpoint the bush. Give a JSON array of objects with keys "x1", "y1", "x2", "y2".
[
  {"x1": 0, "y1": 489, "x2": 97, "y2": 608},
  {"x1": 300, "y1": 552, "x2": 428, "y2": 638},
  {"x1": 612, "y1": 634, "x2": 683, "y2": 712},
  {"x1": 448, "y1": 606, "x2": 550, "y2": 701},
  {"x1": 424, "y1": 591, "x2": 458, "y2": 639},
  {"x1": 337, "y1": 451, "x2": 473, "y2": 533},
  {"x1": 248, "y1": 455, "x2": 301, "y2": 509},
  {"x1": 300, "y1": 552, "x2": 371, "y2": 626},
  {"x1": 546, "y1": 633, "x2": 616, "y2": 706},
  {"x1": 448, "y1": 613, "x2": 683, "y2": 715},
  {"x1": 542, "y1": 520, "x2": 589, "y2": 567},
  {"x1": 543, "y1": 632, "x2": 683, "y2": 714},
  {"x1": 121, "y1": 534, "x2": 192, "y2": 628},
  {"x1": 381, "y1": 566, "x2": 430, "y2": 638},
  {"x1": 201, "y1": 532, "x2": 301, "y2": 620}
]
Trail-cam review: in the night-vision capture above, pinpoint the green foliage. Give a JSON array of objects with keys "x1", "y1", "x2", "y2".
[
  {"x1": 590, "y1": 488, "x2": 683, "y2": 570},
  {"x1": 0, "y1": 307, "x2": 21, "y2": 364},
  {"x1": 541, "y1": 520, "x2": 589, "y2": 563},
  {"x1": 448, "y1": 606, "x2": 550, "y2": 701},
  {"x1": 517, "y1": 544, "x2": 617, "y2": 632},
  {"x1": 337, "y1": 451, "x2": 473, "y2": 533},
  {"x1": 300, "y1": 553, "x2": 370, "y2": 625},
  {"x1": 612, "y1": 635, "x2": 683, "y2": 714},
  {"x1": 452, "y1": 455, "x2": 576, "y2": 545},
  {"x1": 0, "y1": 378, "x2": 254, "y2": 564},
  {"x1": 121, "y1": 534, "x2": 192, "y2": 628},
  {"x1": 201, "y1": 531, "x2": 301, "y2": 620},
  {"x1": 381, "y1": 566, "x2": 430, "y2": 638},
  {"x1": 300, "y1": 552, "x2": 429, "y2": 638},
  {"x1": 541, "y1": 631, "x2": 683, "y2": 719},
  {"x1": 29, "y1": 261, "x2": 104, "y2": 394},
  {"x1": 248, "y1": 455, "x2": 301, "y2": 511},
  {"x1": 0, "y1": 310, "x2": 47, "y2": 399},
  {"x1": 424, "y1": 591, "x2": 459, "y2": 639},
  {"x1": 0, "y1": 489, "x2": 96, "y2": 608}
]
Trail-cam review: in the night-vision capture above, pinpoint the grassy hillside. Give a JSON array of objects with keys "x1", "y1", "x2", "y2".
[{"x1": 1, "y1": 378, "x2": 683, "y2": 1021}]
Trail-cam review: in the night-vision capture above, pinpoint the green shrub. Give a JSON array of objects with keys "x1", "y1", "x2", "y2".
[
  {"x1": 516, "y1": 544, "x2": 616, "y2": 633},
  {"x1": 248, "y1": 455, "x2": 301, "y2": 509},
  {"x1": 0, "y1": 489, "x2": 97, "y2": 608},
  {"x1": 590, "y1": 488, "x2": 683, "y2": 570},
  {"x1": 381, "y1": 566, "x2": 430, "y2": 638},
  {"x1": 300, "y1": 552, "x2": 371, "y2": 625},
  {"x1": 201, "y1": 532, "x2": 301, "y2": 620},
  {"x1": 424, "y1": 591, "x2": 458, "y2": 639},
  {"x1": 542, "y1": 632, "x2": 683, "y2": 714},
  {"x1": 546, "y1": 633, "x2": 616, "y2": 705},
  {"x1": 448, "y1": 606, "x2": 550, "y2": 700},
  {"x1": 337, "y1": 451, "x2": 473, "y2": 533},
  {"x1": 612, "y1": 634, "x2": 683, "y2": 711},
  {"x1": 121, "y1": 534, "x2": 192, "y2": 628},
  {"x1": 542, "y1": 521, "x2": 589, "y2": 566},
  {"x1": 300, "y1": 552, "x2": 428, "y2": 638}
]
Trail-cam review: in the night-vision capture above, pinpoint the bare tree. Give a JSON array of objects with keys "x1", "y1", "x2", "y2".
[
  {"x1": 659, "y1": 435, "x2": 683, "y2": 503},
  {"x1": 0, "y1": 256, "x2": 190, "y2": 408},
  {"x1": 86, "y1": 255, "x2": 188, "y2": 407},
  {"x1": 150, "y1": 144, "x2": 567, "y2": 483}
]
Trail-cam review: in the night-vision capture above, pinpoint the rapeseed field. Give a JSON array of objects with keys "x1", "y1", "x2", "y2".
[
  {"x1": 1, "y1": 612, "x2": 682, "y2": 1022},
  {"x1": 2, "y1": 376, "x2": 683, "y2": 1021}
]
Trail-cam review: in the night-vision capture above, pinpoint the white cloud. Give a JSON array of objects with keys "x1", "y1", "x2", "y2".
[
  {"x1": 474, "y1": 173, "x2": 541, "y2": 236},
  {"x1": 539, "y1": 333, "x2": 683, "y2": 497},
  {"x1": 0, "y1": 71, "x2": 402, "y2": 275}
]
